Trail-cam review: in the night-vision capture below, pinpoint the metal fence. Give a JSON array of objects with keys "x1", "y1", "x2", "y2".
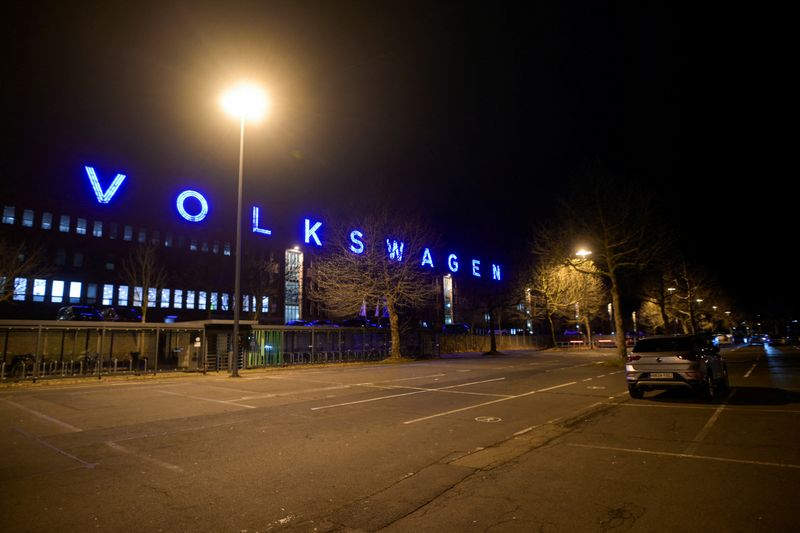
[{"x1": 1, "y1": 320, "x2": 550, "y2": 382}]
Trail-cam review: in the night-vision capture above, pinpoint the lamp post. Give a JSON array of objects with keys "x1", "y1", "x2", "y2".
[{"x1": 220, "y1": 82, "x2": 270, "y2": 377}]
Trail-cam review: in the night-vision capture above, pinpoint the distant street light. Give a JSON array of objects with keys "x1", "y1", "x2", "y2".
[
  {"x1": 220, "y1": 82, "x2": 271, "y2": 377},
  {"x1": 575, "y1": 248, "x2": 592, "y2": 258}
]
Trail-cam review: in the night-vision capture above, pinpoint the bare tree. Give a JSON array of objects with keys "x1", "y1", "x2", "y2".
[
  {"x1": 562, "y1": 174, "x2": 665, "y2": 359},
  {"x1": 120, "y1": 244, "x2": 168, "y2": 323},
  {"x1": 0, "y1": 239, "x2": 49, "y2": 304},
  {"x1": 310, "y1": 212, "x2": 437, "y2": 360}
]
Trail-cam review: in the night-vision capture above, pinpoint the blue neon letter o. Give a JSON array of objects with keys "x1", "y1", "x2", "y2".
[{"x1": 176, "y1": 190, "x2": 209, "y2": 222}]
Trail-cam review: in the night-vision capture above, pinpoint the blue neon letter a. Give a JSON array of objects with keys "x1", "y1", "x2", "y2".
[{"x1": 85, "y1": 166, "x2": 125, "y2": 204}]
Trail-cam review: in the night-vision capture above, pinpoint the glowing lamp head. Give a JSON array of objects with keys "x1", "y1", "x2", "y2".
[
  {"x1": 575, "y1": 249, "x2": 592, "y2": 258},
  {"x1": 221, "y1": 83, "x2": 270, "y2": 122}
]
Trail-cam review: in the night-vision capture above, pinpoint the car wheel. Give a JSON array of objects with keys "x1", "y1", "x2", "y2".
[
  {"x1": 717, "y1": 364, "x2": 730, "y2": 392},
  {"x1": 703, "y1": 371, "x2": 716, "y2": 400},
  {"x1": 628, "y1": 384, "x2": 644, "y2": 399}
]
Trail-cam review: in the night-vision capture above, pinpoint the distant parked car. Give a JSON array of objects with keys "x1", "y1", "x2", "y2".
[
  {"x1": 339, "y1": 318, "x2": 377, "y2": 328},
  {"x1": 749, "y1": 334, "x2": 766, "y2": 345},
  {"x1": 443, "y1": 323, "x2": 471, "y2": 335},
  {"x1": 56, "y1": 305, "x2": 101, "y2": 321},
  {"x1": 285, "y1": 319, "x2": 310, "y2": 326},
  {"x1": 308, "y1": 319, "x2": 338, "y2": 327},
  {"x1": 99, "y1": 306, "x2": 142, "y2": 322}
]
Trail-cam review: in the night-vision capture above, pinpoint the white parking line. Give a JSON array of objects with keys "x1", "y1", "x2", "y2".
[
  {"x1": 15, "y1": 427, "x2": 95, "y2": 468},
  {"x1": 743, "y1": 361, "x2": 758, "y2": 378},
  {"x1": 568, "y1": 443, "x2": 800, "y2": 469},
  {"x1": 155, "y1": 389, "x2": 256, "y2": 409},
  {"x1": 1, "y1": 398, "x2": 82, "y2": 432},
  {"x1": 684, "y1": 390, "x2": 734, "y2": 455},
  {"x1": 403, "y1": 381, "x2": 578, "y2": 425},
  {"x1": 107, "y1": 441, "x2": 183, "y2": 472}
]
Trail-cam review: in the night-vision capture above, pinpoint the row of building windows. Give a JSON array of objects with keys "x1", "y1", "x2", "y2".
[
  {"x1": 1, "y1": 277, "x2": 269, "y2": 314},
  {"x1": 2, "y1": 205, "x2": 231, "y2": 255}
]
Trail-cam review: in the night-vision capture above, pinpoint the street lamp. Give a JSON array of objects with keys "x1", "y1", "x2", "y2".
[
  {"x1": 575, "y1": 248, "x2": 592, "y2": 258},
  {"x1": 220, "y1": 82, "x2": 271, "y2": 377}
]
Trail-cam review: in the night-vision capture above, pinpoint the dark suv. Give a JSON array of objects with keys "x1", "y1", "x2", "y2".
[
  {"x1": 56, "y1": 305, "x2": 101, "y2": 321},
  {"x1": 625, "y1": 335, "x2": 729, "y2": 399}
]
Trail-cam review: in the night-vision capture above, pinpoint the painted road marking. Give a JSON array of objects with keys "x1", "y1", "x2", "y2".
[
  {"x1": 15, "y1": 427, "x2": 95, "y2": 469},
  {"x1": 684, "y1": 389, "x2": 734, "y2": 455},
  {"x1": 2, "y1": 398, "x2": 82, "y2": 433},
  {"x1": 155, "y1": 389, "x2": 256, "y2": 409},
  {"x1": 568, "y1": 443, "x2": 800, "y2": 469},
  {"x1": 403, "y1": 381, "x2": 578, "y2": 425},
  {"x1": 107, "y1": 441, "x2": 183, "y2": 472}
]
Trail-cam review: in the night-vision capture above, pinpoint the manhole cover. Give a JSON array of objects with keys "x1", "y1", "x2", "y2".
[{"x1": 475, "y1": 416, "x2": 502, "y2": 423}]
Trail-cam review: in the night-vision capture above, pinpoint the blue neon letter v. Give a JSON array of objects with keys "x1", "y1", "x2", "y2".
[{"x1": 85, "y1": 166, "x2": 126, "y2": 204}]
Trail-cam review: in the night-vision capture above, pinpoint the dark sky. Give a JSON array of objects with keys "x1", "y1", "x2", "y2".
[{"x1": 2, "y1": 1, "x2": 793, "y2": 317}]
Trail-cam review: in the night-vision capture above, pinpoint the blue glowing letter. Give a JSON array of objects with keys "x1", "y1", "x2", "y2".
[
  {"x1": 421, "y1": 247, "x2": 434, "y2": 268},
  {"x1": 349, "y1": 230, "x2": 364, "y2": 254},
  {"x1": 176, "y1": 190, "x2": 209, "y2": 222},
  {"x1": 85, "y1": 166, "x2": 125, "y2": 204},
  {"x1": 472, "y1": 259, "x2": 481, "y2": 277},
  {"x1": 305, "y1": 218, "x2": 322, "y2": 246},
  {"x1": 251, "y1": 206, "x2": 272, "y2": 235},
  {"x1": 492, "y1": 264, "x2": 502, "y2": 281},
  {"x1": 386, "y1": 239, "x2": 405, "y2": 261},
  {"x1": 448, "y1": 254, "x2": 459, "y2": 272}
]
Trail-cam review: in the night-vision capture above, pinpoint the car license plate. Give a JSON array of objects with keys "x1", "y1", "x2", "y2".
[{"x1": 649, "y1": 372, "x2": 673, "y2": 379}]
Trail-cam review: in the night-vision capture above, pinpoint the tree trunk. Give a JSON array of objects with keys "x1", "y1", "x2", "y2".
[
  {"x1": 610, "y1": 272, "x2": 627, "y2": 360},
  {"x1": 547, "y1": 312, "x2": 557, "y2": 348},
  {"x1": 583, "y1": 315, "x2": 593, "y2": 350},
  {"x1": 387, "y1": 299, "x2": 402, "y2": 360},
  {"x1": 485, "y1": 306, "x2": 500, "y2": 355}
]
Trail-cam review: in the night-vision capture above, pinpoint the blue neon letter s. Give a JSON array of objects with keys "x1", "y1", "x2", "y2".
[{"x1": 349, "y1": 230, "x2": 364, "y2": 254}]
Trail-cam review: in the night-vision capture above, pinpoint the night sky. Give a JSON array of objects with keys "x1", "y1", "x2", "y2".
[{"x1": 2, "y1": 2, "x2": 793, "y2": 316}]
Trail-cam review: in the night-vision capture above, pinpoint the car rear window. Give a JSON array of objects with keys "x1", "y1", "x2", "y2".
[{"x1": 634, "y1": 338, "x2": 694, "y2": 352}]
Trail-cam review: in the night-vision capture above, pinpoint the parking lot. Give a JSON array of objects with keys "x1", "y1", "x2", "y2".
[{"x1": 1, "y1": 344, "x2": 798, "y2": 531}]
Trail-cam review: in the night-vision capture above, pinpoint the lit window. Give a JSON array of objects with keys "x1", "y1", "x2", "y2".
[
  {"x1": 59, "y1": 215, "x2": 70, "y2": 232},
  {"x1": 22, "y1": 210, "x2": 34, "y2": 227},
  {"x1": 186, "y1": 290, "x2": 195, "y2": 309},
  {"x1": 102, "y1": 284, "x2": 114, "y2": 305},
  {"x1": 86, "y1": 284, "x2": 97, "y2": 304},
  {"x1": 174, "y1": 289, "x2": 183, "y2": 309},
  {"x1": 190, "y1": 239, "x2": 198, "y2": 251},
  {"x1": 76, "y1": 218, "x2": 87, "y2": 235},
  {"x1": 199, "y1": 291, "x2": 207, "y2": 310},
  {"x1": 201, "y1": 241, "x2": 209, "y2": 253},
  {"x1": 147, "y1": 288, "x2": 157, "y2": 308},
  {"x1": 92, "y1": 221, "x2": 103, "y2": 237},
  {"x1": 261, "y1": 296, "x2": 269, "y2": 313},
  {"x1": 13, "y1": 278, "x2": 27, "y2": 301},
  {"x1": 73, "y1": 252, "x2": 84, "y2": 267},
  {"x1": 243, "y1": 295, "x2": 250, "y2": 312},
  {"x1": 2, "y1": 206, "x2": 14, "y2": 224},
  {"x1": 41, "y1": 212, "x2": 53, "y2": 230},
  {"x1": 69, "y1": 282, "x2": 81, "y2": 303},
  {"x1": 221, "y1": 293, "x2": 229, "y2": 311},
  {"x1": 118, "y1": 285, "x2": 129, "y2": 305},
  {"x1": 124, "y1": 225, "x2": 133, "y2": 241},
  {"x1": 210, "y1": 292, "x2": 218, "y2": 311},
  {"x1": 52, "y1": 280, "x2": 65, "y2": 303},
  {"x1": 164, "y1": 233, "x2": 172, "y2": 247},
  {"x1": 160, "y1": 288, "x2": 170, "y2": 308},
  {"x1": 224, "y1": 243, "x2": 231, "y2": 256},
  {"x1": 33, "y1": 279, "x2": 47, "y2": 302},
  {"x1": 138, "y1": 229, "x2": 146, "y2": 244},
  {"x1": 133, "y1": 286, "x2": 143, "y2": 306}
]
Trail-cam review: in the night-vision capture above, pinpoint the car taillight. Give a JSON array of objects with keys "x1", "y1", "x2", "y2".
[
  {"x1": 676, "y1": 353, "x2": 698, "y2": 361},
  {"x1": 627, "y1": 354, "x2": 641, "y2": 362}
]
